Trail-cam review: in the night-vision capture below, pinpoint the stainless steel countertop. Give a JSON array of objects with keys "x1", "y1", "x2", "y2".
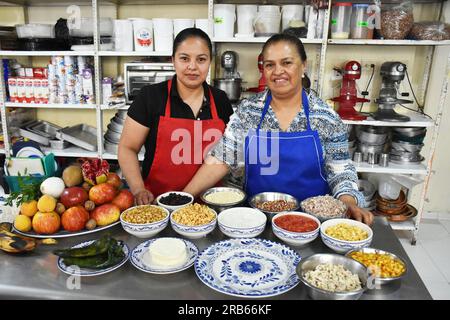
[{"x1": 0, "y1": 217, "x2": 431, "y2": 300}]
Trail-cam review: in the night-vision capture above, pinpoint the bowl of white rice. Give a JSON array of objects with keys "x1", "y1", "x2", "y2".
[
  {"x1": 217, "y1": 207, "x2": 267, "y2": 238},
  {"x1": 200, "y1": 187, "x2": 246, "y2": 212}
]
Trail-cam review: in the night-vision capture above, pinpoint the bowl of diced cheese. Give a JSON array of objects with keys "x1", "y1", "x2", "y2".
[{"x1": 320, "y1": 218, "x2": 373, "y2": 254}]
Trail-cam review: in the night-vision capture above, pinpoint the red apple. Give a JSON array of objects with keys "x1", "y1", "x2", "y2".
[
  {"x1": 112, "y1": 189, "x2": 134, "y2": 212},
  {"x1": 106, "y1": 172, "x2": 123, "y2": 189},
  {"x1": 89, "y1": 183, "x2": 117, "y2": 205},
  {"x1": 90, "y1": 204, "x2": 120, "y2": 226},
  {"x1": 32, "y1": 212, "x2": 60, "y2": 234},
  {"x1": 61, "y1": 206, "x2": 90, "y2": 232},
  {"x1": 60, "y1": 187, "x2": 89, "y2": 208}
]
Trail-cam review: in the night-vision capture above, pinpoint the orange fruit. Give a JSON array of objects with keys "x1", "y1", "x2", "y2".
[
  {"x1": 14, "y1": 215, "x2": 32, "y2": 232},
  {"x1": 20, "y1": 200, "x2": 38, "y2": 217},
  {"x1": 37, "y1": 195, "x2": 57, "y2": 213}
]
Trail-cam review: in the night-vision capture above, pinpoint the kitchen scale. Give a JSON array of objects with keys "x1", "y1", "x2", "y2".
[{"x1": 373, "y1": 61, "x2": 412, "y2": 122}]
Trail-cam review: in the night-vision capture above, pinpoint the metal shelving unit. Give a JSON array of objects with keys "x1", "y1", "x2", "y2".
[{"x1": 0, "y1": 0, "x2": 449, "y2": 244}]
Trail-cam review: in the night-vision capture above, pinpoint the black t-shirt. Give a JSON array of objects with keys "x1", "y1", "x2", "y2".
[{"x1": 127, "y1": 77, "x2": 234, "y2": 179}]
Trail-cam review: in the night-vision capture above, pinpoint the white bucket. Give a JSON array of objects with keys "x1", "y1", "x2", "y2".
[
  {"x1": 153, "y1": 18, "x2": 173, "y2": 37},
  {"x1": 153, "y1": 18, "x2": 173, "y2": 52},
  {"x1": 258, "y1": 5, "x2": 280, "y2": 14},
  {"x1": 195, "y1": 19, "x2": 209, "y2": 35},
  {"x1": 254, "y1": 12, "x2": 281, "y2": 36},
  {"x1": 113, "y1": 19, "x2": 133, "y2": 51},
  {"x1": 173, "y1": 19, "x2": 194, "y2": 38},
  {"x1": 281, "y1": 5, "x2": 304, "y2": 31},
  {"x1": 214, "y1": 4, "x2": 236, "y2": 38},
  {"x1": 132, "y1": 18, "x2": 153, "y2": 52},
  {"x1": 237, "y1": 4, "x2": 257, "y2": 36}
]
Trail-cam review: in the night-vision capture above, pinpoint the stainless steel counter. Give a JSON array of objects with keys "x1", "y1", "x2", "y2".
[{"x1": 0, "y1": 217, "x2": 431, "y2": 300}]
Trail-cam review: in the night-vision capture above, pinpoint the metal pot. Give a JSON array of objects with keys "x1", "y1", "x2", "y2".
[{"x1": 214, "y1": 78, "x2": 242, "y2": 103}]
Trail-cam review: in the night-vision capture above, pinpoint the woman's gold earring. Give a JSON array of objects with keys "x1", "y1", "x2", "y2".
[{"x1": 301, "y1": 74, "x2": 305, "y2": 78}]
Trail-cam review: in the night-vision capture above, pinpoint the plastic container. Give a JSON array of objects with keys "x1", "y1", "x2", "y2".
[
  {"x1": 132, "y1": 19, "x2": 153, "y2": 52},
  {"x1": 281, "y1": 4, "x2": 304, "y2": 31},
  {"x1": 153, "y1": 18, "x2": 173, "y2": 52},
  {"x1": 173, "y1": 19, "x2": 194, "y2": 38},
  {"x1": 16, "y1": 24, "x2": 55, "y2": 39},
  {"x1": 237, "y1": 5, "x2": 257, "y2": 36},
  {"x1": 113, "y1": 19, "x2": 133, "y2": 51},
  {"x1": 254, "y1": 6, "x2": 281, "y2": 37},
  {"x1": 378, "y1": 175, "x2": 402, "y2": 200},
  {"x1": 67, "y1": 18, "x2": 113, "y2": 37},
  {"x1": 350, "y1": 4, "x2": 369, "y2": 39},
  {"x1": 258, "y1": 5, "x2": 280, "y2": 15},
  {"x1": 331, "y1": 2, "x2": 352, "y2": 39},
  {"x1": 195, "y1": 19, "x2": 209, "y2": 34},
  {"x1": 214, "y1": 4, "x2": 236, "y2": 38}
]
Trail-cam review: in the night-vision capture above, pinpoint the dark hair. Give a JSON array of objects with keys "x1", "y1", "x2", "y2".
[
  {"x1": 261, "y1": 33, "x2": 311, "y2": 89},
  {"x1": 172, "y1": 27, "x2": 213, "y2": 58}
]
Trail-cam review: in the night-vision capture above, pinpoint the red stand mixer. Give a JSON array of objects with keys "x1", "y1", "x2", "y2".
[
  {"x1": 247, "y1": 53, "x2": 267, "y2": 93},
  {"x1": 332, "y1": 61, "x2": 369, "y2": 120}
]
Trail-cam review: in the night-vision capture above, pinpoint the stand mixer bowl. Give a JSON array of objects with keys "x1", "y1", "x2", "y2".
[{"x1": 214, "y1": 78, "x2": 242, "y2": 103}]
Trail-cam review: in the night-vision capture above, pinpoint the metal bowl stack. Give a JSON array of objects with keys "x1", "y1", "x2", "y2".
[
  {"x1": 355, "y1": 126, "x2": 389, "y2": 164},
  {"x1": 104, "y1": 110, "x2": 127, "y2": 154},
  {"x1": 390, "y1": 127, "x2": 426, "y2": 164}
]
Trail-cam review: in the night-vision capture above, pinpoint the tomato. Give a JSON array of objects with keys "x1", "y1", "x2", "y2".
[{"x1": 274, "y1": 215, "x2": 318, "y2": 233}]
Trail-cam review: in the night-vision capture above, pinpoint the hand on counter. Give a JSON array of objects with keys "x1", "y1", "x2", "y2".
[
  {"x1": 339, "y1": 194, "x2": 374, "y2": 226},
  {"x1": 134, "y1": 189, "x2": 155, "y2": 205}
]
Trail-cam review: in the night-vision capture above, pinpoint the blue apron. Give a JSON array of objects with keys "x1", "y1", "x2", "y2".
[{"x1": 244, "y1": 89, "x2": 330, "y2": 202}]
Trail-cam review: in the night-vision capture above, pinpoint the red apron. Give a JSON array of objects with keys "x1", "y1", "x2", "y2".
[{"x1": 144, "y1": 79, "x2": 226, "y2": 197}]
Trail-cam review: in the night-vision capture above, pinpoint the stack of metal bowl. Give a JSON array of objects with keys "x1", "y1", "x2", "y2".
[
  {"x1": 357, "y1": 179, "x2": 376, "y2": 212},
  {"x1": 104, "y1": 110, "x2": 126, "y2": 154},
  {"x1": 390, "y1": 127, "x2": 426, "y2": 164},
  {"x1": 356, "y1": 126, "x2": 389, "y2": 164}
]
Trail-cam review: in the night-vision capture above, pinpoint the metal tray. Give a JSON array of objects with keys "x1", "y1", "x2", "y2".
[
  {"x1": 27, "y1": 120, "x2": 61, "y2": 139},
  {"x1": 19, "y1": 127, "x2": 49, "y2": 145},
  {"x1": 58, "y1": 124, "x2": 98, "y2": 151}
]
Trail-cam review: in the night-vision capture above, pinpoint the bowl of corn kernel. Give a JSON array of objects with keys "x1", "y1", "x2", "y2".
[
  {"x1": 120, "y1": 205, "x2": 170, "y2": 238},
  {"x1": 320, "y1": 218, "x2": 373, "y2": 253},
  {"x1": 346, "y1": 248, "x2": 407, "y2": 284},
  {"x1": 170, "y1": 203, "x2": 217, "y2": 239}
]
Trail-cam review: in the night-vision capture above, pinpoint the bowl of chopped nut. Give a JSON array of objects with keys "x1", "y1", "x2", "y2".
[
  {"x1": 297, "y1": 253, "x2": 368, "y2": 300},
  {"x1": 320, "y1": 218, "x2": 373, "y2": 254},
  {"x1": 120, "y1": 205, "x2": 170, "y2": 238},
  {"x1": 300, "y1": 195, "x2": 348, "y2": 222},
  {"x1": 170, "y1": 203, "x2": 217, "y2": 239},
  {"x1": 248, "y1": 192, "x2": 299, "y2": 219}
]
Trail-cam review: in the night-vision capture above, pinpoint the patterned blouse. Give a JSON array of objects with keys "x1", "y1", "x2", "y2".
[{"x1": 210, "y1": 89, "x2": 365, "y2": 207}]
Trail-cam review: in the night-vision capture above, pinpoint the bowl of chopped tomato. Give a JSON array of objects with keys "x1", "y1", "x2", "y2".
[{"x1": 272, "y1": 212, "x2": 321, "y2": 246}]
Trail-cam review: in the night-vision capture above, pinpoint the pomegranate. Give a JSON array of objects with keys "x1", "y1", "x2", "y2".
[
  {"x1": 32, "y1": 212, "x2": 61, "y2": 234},
  {"x1": 61, "y1": 206, "x2": 90, "y2": 232},
  {"x1": 60, "y1": 187, "x2": 89, "y2": 208},
  {"x1": 91, "y1": 204, "x2": 120, "y2": 226},
  {"x1": 81, "y1": 158, "x2": 110, "y2": 185},
  {"x1": 112, "y1": 189, "x2": 134, "y2": 211},
  {"x1": 89, "y1": 183, "x2": 117, "y2": 205}
]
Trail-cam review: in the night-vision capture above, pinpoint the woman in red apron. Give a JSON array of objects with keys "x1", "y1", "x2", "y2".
[{"x1": 119, "y1": 28, "x2": 233, "y2": 205}]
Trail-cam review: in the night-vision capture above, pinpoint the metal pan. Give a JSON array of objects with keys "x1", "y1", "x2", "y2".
[
  {"x1": 58, "y1": 124, "x2": 98, "y2": 151},
  {"x1": 105, "y1": 130, "x2": 121, "y2": 144}
]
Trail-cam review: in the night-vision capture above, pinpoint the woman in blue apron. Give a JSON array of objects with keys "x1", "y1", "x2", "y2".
[{"x1": 184, "y1": 34, "x2": 372, "y2": 225}]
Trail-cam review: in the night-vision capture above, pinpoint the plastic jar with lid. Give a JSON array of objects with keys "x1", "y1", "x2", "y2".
[
  {"x1": 331, "y1": 2, "x2": 352, "y2": 39},
  {"x1": 350, "y1": 4, "x2": 370, "y2": 39}
]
